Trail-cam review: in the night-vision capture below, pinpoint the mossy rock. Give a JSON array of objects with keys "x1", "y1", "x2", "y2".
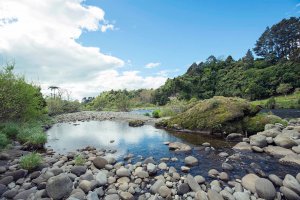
[
  {"x1": 243, "y1": 114, "x2": 288, "y2": 135},
  {"x1": 129, "y1": 120, "x2": 145, "y2": 127},
  {"x1": 164, "y1": 96, "x2": 260, "y2": 133}
]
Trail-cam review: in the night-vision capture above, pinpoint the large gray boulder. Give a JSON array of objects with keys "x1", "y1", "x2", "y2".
[
  {"x1": 207, "y1": 189, "x2": 224, "y2": 200},
  {"x1": 249, "y1": 135, "x2": 267, "y2": 147},
  {"x1": 283, "y1": 174, "x2": 300, "y2": 195},
  {"x1": 150, "y1": 179, "x2": 165, "y2": 194},
  {"x1": 46, "y1": 174, "x2": 73, "y2": 200},
  {"x1": 255, "y1": 178, "x2": 276, "y2": 200},
  {"x1": 186, "y1": 174, "x2": 201, "y2": 192},
  {"x1": 274, "y1": 135, "x2": 297, "y2": 148},
  {"x1": 280, "y1": 186, "x2": 300, "y2": 200}
]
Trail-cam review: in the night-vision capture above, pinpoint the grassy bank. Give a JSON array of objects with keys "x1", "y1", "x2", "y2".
[{"x1": 251, "y1": 91, "x2": 300, "y2": 109}]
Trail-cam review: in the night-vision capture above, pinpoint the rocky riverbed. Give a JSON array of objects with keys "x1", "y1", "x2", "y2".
[{"x1": 0, "y1": 117, "x2": 300, "y2": 200}]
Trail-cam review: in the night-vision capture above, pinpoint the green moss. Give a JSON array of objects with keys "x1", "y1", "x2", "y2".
[
  {"x1": 243, "y1": 113, "x2": 287, "y2": 134},
  {"x1": 20, "y1": 153, "x2": 42, "y2": 170},
  {"x1": 152, "y1": 110, "x2": 161, "y2": 118},
  {"x1": 166, "y1": 96, "x2": 260, "y2": 132}
]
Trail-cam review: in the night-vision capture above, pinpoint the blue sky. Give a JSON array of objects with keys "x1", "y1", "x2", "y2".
[
  {"x1": 81, "y1": 0, "x2": 300, "y2": 77},
  {"x1": 0, "y1": 0, "x2": 299, "y2": 99}
]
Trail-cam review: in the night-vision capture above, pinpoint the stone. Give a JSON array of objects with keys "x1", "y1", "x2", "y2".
[
  {"x1": 0, "y1": 153, "x2": 9, "y2": 160},
  {"x1": 158, "y1": 162, "x2": 167, "y2": 170},
  {"x1": 195, "y1": 190, "x2": 208, "y2": 200},
  {"x1": 220, "y1": 190, "x2": 234, "y2": 200},
  {"x1": 0, "y1": 176, "x2": 14, "y2": 185},
  {"x1": 250, "y1": 135, "x2": 267, "y2": 147},
  {"x1": 71, "y1": 166, "x2": 87, "y2": 176},
  {"x1": 2, "y1": 189, "x2": 18, "y2": 199},
  {"x1": 158, "y1": 185, "x2": 171, "y2": 198},
  {"x1": 194, "y1": 175, "x2": 205, "y2": 184},
  {"x1": 178, "y1": 183, "x2": 190, "y2": 195},
  {"x1": 232, "y1": 142, "x2": 252, "y2": 151},
  {"x1": 87, "y1": 192, "x2": 99, "y2": 200},
  {"x1": 7, "y1": 169, "x2": 27, "y2": 181},
  {"x1": 184, "y1": 156, "x2": 198, "y2": 166},
  {"x1": 218, "y1": 152, "x2": 229, "y2": 157},
  {"x1": 168, "y1": 142, "x2": 191, "y2": 151},
  {"x1": 207, "y1": 189, "x2": 224, "y2": 200},
  {"x1": 93, "y1": 157, "x2": 108, "y2": 169},
  {"x1": 297, "y1": 173, "x2": 300, "y2": 183},
  {"x1": 105, "y1": 194, "x2": 120, "y2": 200},
  {"x1": 46, "y1": 174, "x2": 73, "y2": 200},
  {"x1": 233, "y1": 192, "x2": 250, "y2": 200},
  {"x1": 226, "y1": 133, "x2": 243, "y2": 141},
  {"x1": 186, "y1": 174, "x2": 201, "y2": 192},
  {"x1": 181, "y1": 166, "x2": 190, "y2": 172},
  {"x1": 150, "y1": 179, "x2": 165, "y2": 194},
  {"x1": 292, "y1": 145, "x2": 300, "y2": 153},
  {"x1": 208, "y1": 169, "x2": 219, "y2": 177},
  {"x1": 95, "y1": 171, "x2": 107, "y2": 185},
  {"x1": 13, "y1": 188, "x2": 36, "y2": 200},
  {"x1": 258, "y1": 129, "x2": 281, "y2": 137},
  {"x1": 279, "y1": 154, "x2": 300, "y2": 166},
  {"x1": 219, "y1": 172, "x2": 229, "y2": 181},
  {"x1": 222, "y1": 163, "x2": 234, "y2": 171},
  {"x1": 274, "y1": 134, "x2": 297, "y2": 148},
  {"x1": 280, "y1": 186, "x2": 300, "y2": 200},
  {"x1": 241, "y1": 173, "x2": 259, "y2": 193},
  {"x1": 0, "y1": 184, "x2": 7, "y2": 196},
  {"x1": 116, "y1": 167, "x2": 131, "y2": 177},
  {"x1": 147, "y1": 163, "x2": 157, "y2": 174},
  {"x1": 255, "y1": 178, "x2": 276, "y2": 200},
  {"x1": 283, "y1": 174, "x2": 300, "y2": 195},
  {"x1": 263, "y1": 145, "x2": 296, "y2": 157},
  {"x1": 120, "y1": 191, "x2": 134, "y2": 200},
  {"x1": 143, "y1": 157, "x2": 156, "y2": 165},
  {"x1": 79, "y1": 180, "x2": 92, "y2": 193},
  {"x1": 251, "y1": 146, "x2": 263, "y2": 153},
  {"x1": 136, "y1": 171, "x2": 149, "y2": 179},
  {"x1": 268, "y1": 174, "x2": 283, "y2": 186}
]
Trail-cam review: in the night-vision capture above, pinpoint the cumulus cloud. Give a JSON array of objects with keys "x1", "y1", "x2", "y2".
[
  {"x1": 0, "y1": 0, "x2": 166, "y2": 99},
  {"x1": 145, "y1": 62, "x2": 161, "y2": 68}
]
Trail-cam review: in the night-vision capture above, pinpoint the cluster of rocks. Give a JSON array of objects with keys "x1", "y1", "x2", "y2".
[
  {"x1": 55, "y1": 111, "x2": 157, "y2": 124},
  {"x1": 0, "y1": 141, "x2": 299, "y2": 200},
  {"x1": 232, "y1": 119, "x2": 300, "y2": 167}
]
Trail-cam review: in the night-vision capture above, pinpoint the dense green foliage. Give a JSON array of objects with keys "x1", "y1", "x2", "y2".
[
  {"x1": 46, "y1": 98, "x2": 81, "y2": 116},
  {"x1": 152, "y1": 18, "x2": 300, "y2": 105},
  {"x1": 0, "y1": 65, "x2": 46, "y2": 122},
  {"x1": 20, "y1": 153, "x2": 42, "y2": 170},
  {"x1": 0, "y1": 134, "x2": 9, "y2": 149},
  {"x1": 89, "y1": 89, "x2": 155, "y2": 111}
]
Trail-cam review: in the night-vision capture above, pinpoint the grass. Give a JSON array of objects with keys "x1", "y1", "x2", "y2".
[
  {"x1": 74, "y1": 155, "x2": 86, "y2": 166},
  {"x1": 20, "y1": 152, "x2": 42, "y2": 170},
  {"x1": 0, "y1": 134, "x2": 10, "y2": 149},
  {"x1": 251, "y1": 91, "x2": 300, "y2": 109}
]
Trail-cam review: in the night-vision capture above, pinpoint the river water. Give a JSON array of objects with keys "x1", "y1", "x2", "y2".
[{"x1": 46, "y1": 120, "x2": 299, "y2": 179}]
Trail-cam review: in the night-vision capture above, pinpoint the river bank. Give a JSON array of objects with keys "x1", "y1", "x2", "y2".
[{"x1": 0, "y1": 115, "x2": 300, "y2": 199}]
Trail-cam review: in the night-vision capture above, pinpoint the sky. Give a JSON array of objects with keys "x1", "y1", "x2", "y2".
[{"x1": 0, "y1": 0, "x2": 299, "y2": 99}]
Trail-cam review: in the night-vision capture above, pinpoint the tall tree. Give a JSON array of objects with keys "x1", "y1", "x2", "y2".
[
  {"x1": 242, "y1": 49, "x2": 254, "y2": 67},
  {"x1": 254, "y1": 17, "x2": 300, "y2": 61}
]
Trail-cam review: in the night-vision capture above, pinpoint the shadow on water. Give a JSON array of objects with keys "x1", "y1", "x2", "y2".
[{"x1": 46, "y1": 120, "x2": 299, "y2": 179}]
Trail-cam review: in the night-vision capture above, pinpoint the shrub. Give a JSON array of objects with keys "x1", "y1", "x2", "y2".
[
  {"x1": 47, "y1": 98, "x2": 80, "y2": 116},
  {"x1": 20, "y1": 153, "x2": 42, "y2": 170},
  {"x1": 152, "y1": 110, "x2": 161, "y2": 118},
  {"x1": 74, "y1": 155, "x2": 85, "y2": 166},
  {"x1": 144, "y1": 113, "x2": 150, "y2": 117},
  {"x1": 1, "y1": 123, "x2": 20, "y2": 139},
  {"x1": 265, "y1": 97, "x2": 276, "y2": 109},
  {"x1": 0, "y1": 134, "x2": 10, "y2": 149},
  {"x1": 0, "y1": 65, "x2": 46, "y2": 122},
  {"x1": 17, "y1": 125, "x2": 46, "y2": 149}
]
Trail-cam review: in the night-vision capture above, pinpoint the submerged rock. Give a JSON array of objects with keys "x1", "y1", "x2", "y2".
[{"x1": 168, "y1": 142, "x2": 191, "y2": 151}]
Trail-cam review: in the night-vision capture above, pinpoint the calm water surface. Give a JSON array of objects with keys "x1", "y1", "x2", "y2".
[{"x1": 46, "y1": 120, "x2": 298, "y2": 179}]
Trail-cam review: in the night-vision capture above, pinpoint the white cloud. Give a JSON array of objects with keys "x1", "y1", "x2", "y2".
[
  {"x1": 297, "y1": 3, "x2": 300, "y2": 7},
  {"x1": 145, "y1": 62, "x2": 161, "y2": 68},
  {"x1": 101, "y1": 23, "x2": 114, "y2": 32},
  {"x1": 42, "y1": 70, "x2": 167, "y2": 99},
  {"x1": 0, "y1": 0, "x2": 166, "y2": 99}
]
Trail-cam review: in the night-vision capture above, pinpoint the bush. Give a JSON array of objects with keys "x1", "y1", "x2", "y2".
[
  {"x1": 17, "y1": 124, "x2": 46, "y2": 149},
  {"x1": 74, "y1": 155, "x2": 85, "y2": 166},
  {"x1": 152, "y1": 110, "x2": 161, "y2": 118},
  {"x1": 0, "y1": 123, "x2": 20, "y2": 139},
  {"x1": 0, "y1": 134, "x2": 10, "y2": 149},
  {"x1": 265, "y1": 97, "x2": 276, "y2": 109},
  {"x1": 0, "y1": 65, "x2": 46, "y2": 122},
  {"x1": 20, "y1": 153, "x2": 42, "y2": 170},
  {"x1": 47, "y1": 98, "x2": 80, "y2": 116}
]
